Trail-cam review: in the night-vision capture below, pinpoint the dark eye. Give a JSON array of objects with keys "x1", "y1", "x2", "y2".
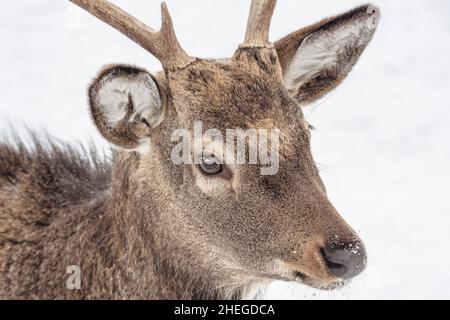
[{"x1": 199, "y1": 156, "x2": 223, "y2": 175}]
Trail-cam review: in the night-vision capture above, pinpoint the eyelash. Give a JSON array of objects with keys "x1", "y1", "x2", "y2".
[
  {"x1": 196, "y1": 159, "x2": 232, "y2": 180},
  {"x1": 195, "y1": 124, "x2": 315, "y2": 178}
]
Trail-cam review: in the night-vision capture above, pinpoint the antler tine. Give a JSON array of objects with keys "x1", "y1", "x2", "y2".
[
  {"x1": 70, "y1": 0, "x2": 194, "y2": 71},
  {"x1": 242, "y1": 0, "x2": 277, "y2": 48}
]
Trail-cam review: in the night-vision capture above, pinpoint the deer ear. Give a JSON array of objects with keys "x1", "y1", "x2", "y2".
[
  {"x1": 88, "y1": 65, "x2": 164, "y2": 151},
  {"x1": 275, "y1": 5, "x2": 380, "y2": 105}
]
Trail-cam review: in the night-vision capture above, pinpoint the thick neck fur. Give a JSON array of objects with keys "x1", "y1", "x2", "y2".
[
  {"x1": 84, "y1": 152, "x2": 254, "y2": 300},
  {"x1": 0, "y1": 140, "x2": 257, "y2": 299}
]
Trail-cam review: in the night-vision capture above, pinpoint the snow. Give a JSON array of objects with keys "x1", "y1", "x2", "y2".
[{"x1": 1, "y1": 0, "x2": 449, "y2": 299}]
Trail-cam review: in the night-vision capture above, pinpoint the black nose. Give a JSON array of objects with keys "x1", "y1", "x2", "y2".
[{"x1": 320, "y1": 238, "x2": 367, "y2": 279}]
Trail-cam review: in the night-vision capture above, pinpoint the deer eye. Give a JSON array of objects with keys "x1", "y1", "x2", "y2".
[{"x1": 199, "y1": 156, "x2": 223, "y2": 175}]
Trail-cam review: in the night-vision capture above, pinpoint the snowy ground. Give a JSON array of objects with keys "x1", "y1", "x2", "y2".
[{"x1": 1, "y1": 1, "x2": 449, "y2": 299}]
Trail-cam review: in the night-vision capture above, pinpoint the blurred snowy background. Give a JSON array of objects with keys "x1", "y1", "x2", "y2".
[{"x1": 1, "y1": 0, "x2": 449, "y2": 299}]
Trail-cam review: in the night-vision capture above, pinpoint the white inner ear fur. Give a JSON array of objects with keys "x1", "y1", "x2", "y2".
[
  {"x1": 284, "y1": 15, "x2": 376, "y2": 95},
  {"x1": 98, "y1": 72, "x2": 162, "y2": 128}
]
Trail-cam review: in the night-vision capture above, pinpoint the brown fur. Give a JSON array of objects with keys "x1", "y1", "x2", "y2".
[
  {"x1": 0, "y1": 2, "x2": 379, "y2": 299},
  {"x1": 275, "y1": 5, "x2": 378, "y2": 105}
]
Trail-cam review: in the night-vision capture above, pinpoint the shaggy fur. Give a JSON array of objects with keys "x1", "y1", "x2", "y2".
[
  {"x1": 0, "y1": 135, "x2": 265, "y2": 299},
  {"x1": 0, "y1": 137, "x2": 111, "y2": 298},
  {"x1": 0, "y1": 3, "x2": 379, "y2": 299}
]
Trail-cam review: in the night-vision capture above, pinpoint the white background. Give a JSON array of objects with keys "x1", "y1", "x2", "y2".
[{"x1": 1, "y1": 0, "x2": 449, "y2": 299}]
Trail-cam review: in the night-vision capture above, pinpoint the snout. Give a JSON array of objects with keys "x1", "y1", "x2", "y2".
[
  {"x1": 282, "y1": 235, "x2": 367, "y2": 289},
  {"x1": 276, "y1": 189, "x2": 367, "y2": 289},
  {"x1": 320, "y1": 238, "x2": 367, "y2": 279}
]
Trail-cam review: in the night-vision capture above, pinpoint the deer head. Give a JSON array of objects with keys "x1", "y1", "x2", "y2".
[{"x1": 72, "y1": 0, "x2": 379, "y2": 292}]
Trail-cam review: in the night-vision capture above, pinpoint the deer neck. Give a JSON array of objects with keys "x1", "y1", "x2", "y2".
[{"x1": 103, "y1": 152, "x2": 258, "y2": 299}]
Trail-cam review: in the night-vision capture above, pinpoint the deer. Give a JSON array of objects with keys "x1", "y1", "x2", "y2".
[{"x1": 0, "y1": 0, "x2": 379, "y2": 299}]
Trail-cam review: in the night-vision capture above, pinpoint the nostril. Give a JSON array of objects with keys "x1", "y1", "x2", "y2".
[
  {"x1": 320, "y1": 240, "x2": 367, "y2": 279},
  {"x1": 320, "y1": 247, "x2": 348, "y2": 276}
]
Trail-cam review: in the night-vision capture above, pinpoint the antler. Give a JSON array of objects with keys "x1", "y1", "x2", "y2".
[
  {"x1": 242, "y1": 0, "x2": 277, "y2": 48},
  {"x1": 70, "y1": 0, "x2": 194, "y2": 71}
]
